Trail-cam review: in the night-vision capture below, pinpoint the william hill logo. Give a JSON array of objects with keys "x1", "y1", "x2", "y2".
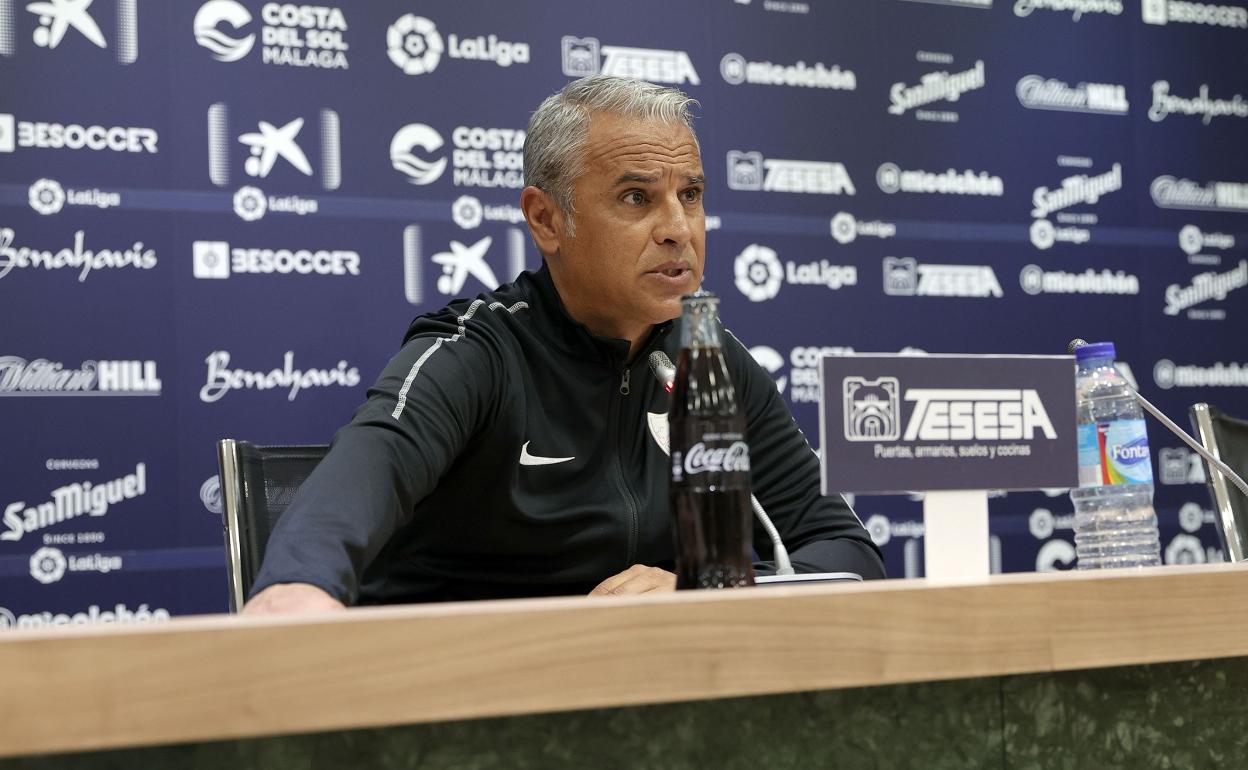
[{"x1": 843, "y1": 376, "x2": 1056, "y2": 442}]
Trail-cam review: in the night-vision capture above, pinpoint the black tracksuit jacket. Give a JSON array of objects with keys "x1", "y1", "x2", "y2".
[{"x1": 252, "y1": 264, "x2": 885, "y2": 604}]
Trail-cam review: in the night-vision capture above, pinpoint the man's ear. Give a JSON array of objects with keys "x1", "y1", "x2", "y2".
[{"x1": 520, "y1": 186, "x2": 565, "y2": 257}]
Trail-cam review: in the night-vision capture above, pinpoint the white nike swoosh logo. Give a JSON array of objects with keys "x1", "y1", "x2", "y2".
[{"x1": 519, "y1": 441, "x2": 574, "y2": 466}]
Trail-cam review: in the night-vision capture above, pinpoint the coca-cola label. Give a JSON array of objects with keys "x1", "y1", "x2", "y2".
[{"x1": 672, "y1": 433, "x2": 750, "y2": 484}]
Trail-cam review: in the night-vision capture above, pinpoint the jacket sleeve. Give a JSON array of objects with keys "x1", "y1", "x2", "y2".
[
  {"x1": 722, "y1": 329, "x2": 887, "y2": 580},
  {"x1": 249, "y1": 324, "x2": 501, "y2": 604}
]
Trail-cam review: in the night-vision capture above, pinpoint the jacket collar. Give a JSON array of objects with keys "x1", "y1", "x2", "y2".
[{"x1": 526, "y1": 262, "x2": 672, "y2": 366}]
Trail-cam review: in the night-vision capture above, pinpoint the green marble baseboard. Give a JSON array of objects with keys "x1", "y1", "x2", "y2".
[{"x1": 6, "y1": 657, "x2": 1247, "y2": 770}]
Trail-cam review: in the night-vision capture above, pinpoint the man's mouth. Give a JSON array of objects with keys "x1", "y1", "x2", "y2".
[{"x1": 649, "y1": 262, "x2": 691, "y2": 279}]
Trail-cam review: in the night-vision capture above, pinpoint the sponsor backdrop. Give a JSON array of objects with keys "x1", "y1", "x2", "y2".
[{"x1": 2, "y1": 0, "x2": 1247, "y2": 623}]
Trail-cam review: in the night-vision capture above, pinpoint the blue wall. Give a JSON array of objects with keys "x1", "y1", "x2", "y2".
[{"x1": 2, "y1": 0, "x2": 1246, "y2": 623}]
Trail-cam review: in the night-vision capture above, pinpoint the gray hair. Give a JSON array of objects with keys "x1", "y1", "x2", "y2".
[{"x1": 523, "y1": 76, "x2": 700, "y2": 234}]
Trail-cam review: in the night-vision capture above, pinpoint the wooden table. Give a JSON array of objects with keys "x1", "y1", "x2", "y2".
[{"x1": 3, "y1": 564, "x2": 1248, "y2": 768}]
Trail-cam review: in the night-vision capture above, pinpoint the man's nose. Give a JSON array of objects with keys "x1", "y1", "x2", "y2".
[{"x1": 653, "y1": 194, "x2": 693, "y2": 248}]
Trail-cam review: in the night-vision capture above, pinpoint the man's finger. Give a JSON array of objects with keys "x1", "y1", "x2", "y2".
[
  {"x1": 588, "y1": 564, "x2": 647, "y2": 596},
  {"x1": 589, "y1": 566, "x2": 675, "y2": 596}
]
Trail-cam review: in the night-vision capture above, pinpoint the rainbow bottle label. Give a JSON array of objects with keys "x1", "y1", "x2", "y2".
[{"x1": 1077, "y1": 418, "x2": 1153, "y2": 487}]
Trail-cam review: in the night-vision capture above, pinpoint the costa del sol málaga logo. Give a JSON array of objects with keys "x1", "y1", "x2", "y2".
[
  {"x1": 193, "y1": 0, "x2": 255, "y2": 62},
  {"x1": 390, "y1": 124, "x2": 446, "y2": 185}
]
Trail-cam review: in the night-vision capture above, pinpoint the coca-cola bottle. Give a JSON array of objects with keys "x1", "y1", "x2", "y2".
[{"x1": 669, "y1": 291, "x2": 755, "y2": 590}]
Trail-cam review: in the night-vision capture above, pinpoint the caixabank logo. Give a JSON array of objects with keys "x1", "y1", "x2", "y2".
[
  {"x1": 193, "y1": 1, "x2": 350, "y2": 69},
  {"x1": 208, "y1": 103, "x2": 338, "y2": 221},
  {"x1": 400, "y1": 224, "x2": 527, "y2": 305},
  {"x1": 0, "y1": 0, "x2": 137, "y2": 63}
]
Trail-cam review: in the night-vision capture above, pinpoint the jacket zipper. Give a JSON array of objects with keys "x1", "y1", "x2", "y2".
[{"x1": 614, "y1": 329, "x2": 671, "y2": 568}]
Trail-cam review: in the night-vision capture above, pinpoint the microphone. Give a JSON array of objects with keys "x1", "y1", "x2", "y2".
[
  {"x1": 648, "y1": 351, "x2": 795, "y2": 575},
  {"x1": 1067, "y1": 338, "x2": 1248, "y2": 500},
  {"x1": 647, "y1": 350, "x2": 675, "y2": 393}
]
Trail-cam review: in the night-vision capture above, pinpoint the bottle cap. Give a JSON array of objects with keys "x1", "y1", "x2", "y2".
[{"x1": 1074, "y1": 341, "x2": 1116, "y2": 361}]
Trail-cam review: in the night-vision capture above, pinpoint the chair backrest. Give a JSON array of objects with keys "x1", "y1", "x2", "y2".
[
  {"x1": 1188, "y1": 404, "x2": 1248, "y2": 562},
  {"x1": 216, "y1": 439, "x2": 329, "y2": 612}
]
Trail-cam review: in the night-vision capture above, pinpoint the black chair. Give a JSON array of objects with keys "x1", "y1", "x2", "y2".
[
  {"x1": 1188, "y1": 404, "x2": 1248, "y2": 562},
  {"x1": 216, "y1": 439, "x2": 329, "y2": 612}
]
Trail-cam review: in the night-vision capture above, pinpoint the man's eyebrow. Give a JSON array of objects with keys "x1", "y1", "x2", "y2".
[
  {"x1": 611, "y1": 172, "x2": 706, "y2": 186},
  {"x1": 612, "y1": 172, "x2": 661, "y2": 186}
]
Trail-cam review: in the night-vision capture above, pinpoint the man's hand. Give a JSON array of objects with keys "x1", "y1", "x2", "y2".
[
  {"x1": 588, "y1": 565, "x2": 676, "y2": 596},
  {"x1": 242, "y1": 583, "x2": 346, "y2": 615}
]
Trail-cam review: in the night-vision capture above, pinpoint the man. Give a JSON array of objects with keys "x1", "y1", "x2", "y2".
[{"x1": 245, "y1": 76, "x2": 884, "y2": 614}]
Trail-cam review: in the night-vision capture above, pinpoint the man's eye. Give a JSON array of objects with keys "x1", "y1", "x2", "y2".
[
  {"x1": 623, "y1": 191, "x2": 647, "y2": 205},
  {"x1": 682, "y1": 188, "x2": 703, "y2": 203}
]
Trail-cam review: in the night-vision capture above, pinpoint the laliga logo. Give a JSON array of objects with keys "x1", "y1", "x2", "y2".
[
  {"x1": 233, "y1": 185, "x2": 267, "y2": 221},
  {"x1": 452, "y1": 195, "x2": 484, "y2": 229},
  {"x1": 28, "y1": 178, "x2": 65, "y2": 215},
  {"x1": 30, "y1": 546, "x2": 67, "y2": 584},
  {"x1": 734, "y1": 244, "x2": 783, "y2": 302},
  {"x1": 390, "y1": 123, "x2": 447, "y2": 185},
  {"x1": 387, "y1": 14, "x2": 442, "y2": 75},
  {"x1": 194, "y1": 0, "x2": 255, "y2": 62},
  {"x1": 864, "y1": 514, "x2": 891, "y2": 547}
]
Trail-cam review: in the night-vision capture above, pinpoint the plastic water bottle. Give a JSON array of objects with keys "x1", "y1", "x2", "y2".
[{"x1": 1070, "y1": 342, "x2": 1161, "y2": 569}]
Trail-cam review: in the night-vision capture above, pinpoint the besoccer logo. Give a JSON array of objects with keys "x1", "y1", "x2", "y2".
[
  {"x1": 233, "y1": 185, "x2": 267, "y2": 221},
  {"x1": 734, "y1": 244, "x2": 783, "y2": 302},
  {"x1": 30, "y1": 546, "x2": 67, "y2": 584},
  {"x1": 451, "y1": 195, "x2": 484, "y2": 229},
  {"x1": 193, "y1": 0, "x2": 255, "y2": 62},
  {"x1": 390, "y1": 124, "x2": 447, "y2": 185},
  {"x1": 387, "y1": 14, "x2": 443, "y2": 75},
  {"x1": 193, "y1": 240, "x2": 231, "y2": 278},
  {"x1": 842, "y1": 376, "x2": 901, "y2": 442},
  {"x1": 28, "y1": 178, "x2": 66, "y2": 214}
]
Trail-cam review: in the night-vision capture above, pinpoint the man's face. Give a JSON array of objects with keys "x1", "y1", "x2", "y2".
[{"x1": 553, "y1": 112, "x2": 705, "y2": 343}]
